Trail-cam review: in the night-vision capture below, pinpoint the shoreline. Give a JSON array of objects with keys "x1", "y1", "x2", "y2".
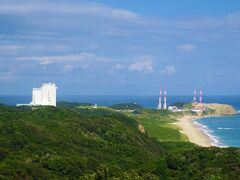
[
  {"x1": 192, "y1": 118, "x2": 224, "y2": 147},
  {"x1": 173, "y1": 115, "x2": 212, "y2": 147},
  {"x1": 173, "y1": 114, "x2": 238, "y2": 147},
  {"x1": 174, "y1": 110, "x2": 239, "y2": 147}
]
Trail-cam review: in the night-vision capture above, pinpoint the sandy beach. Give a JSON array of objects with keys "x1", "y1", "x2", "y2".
[{"x1": 174, "y1": 115, "x2": 212, "y2": 147}]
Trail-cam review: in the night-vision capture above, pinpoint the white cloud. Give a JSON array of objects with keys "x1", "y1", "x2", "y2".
[
  {"x1": 17, "y1": 52, "x2": 111, "y2": 65},
  {"x1": 0, "y1": 44, "x2": 70, "y2": 53},
  {"x1": 128, "y1": 61, "x2": 153, "y2": 73},
  {"x1": 177, "y1": 43, "x2": 197, "y2": 52},
  {"x1": 0, "y1": 45, "x2": 25, "y2": 51},
  {"x1": 0, "y1": 69, "x2": 16, "y2": 81},
  {"x1": 115, "y1": 64, "x2": 124, "y2": 70},
  {"x1": 63, "y1": 64, "x2": 74, "y2": 72},
  {"x1": 0, "y1": 1, "x2": 138, "y2": 20},
  {"x1": 109, "y1": 8, "x2": 138, "y2": 19},
  {"x1": 161, "y1": 65, "x2": 177, "y2": 75}
]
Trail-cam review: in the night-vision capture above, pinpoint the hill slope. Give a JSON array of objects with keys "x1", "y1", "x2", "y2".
[
  {"x1": 0, "y1": 104, "x2": 240, "y2": 179},
  {"x1": 0, "y1": 105, "x2": 162, "y2": 179},
  {"x1": 207, "y1": 103, "x2": 237, "y2": 115}
]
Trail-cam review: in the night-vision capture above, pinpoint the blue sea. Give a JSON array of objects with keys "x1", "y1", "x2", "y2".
[
  {"x1": 0, "y1": 95, "x2": 240, "y2": 147},
  {"x1": 197, "y1": 115, "x2": 240, "y2": 147}
]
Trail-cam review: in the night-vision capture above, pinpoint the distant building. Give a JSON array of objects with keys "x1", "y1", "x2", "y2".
[
  {"x1": 191, "y1": 104, "x2": 208, "y2": 112},
  {"x1": 168, "y1": 106, "x2": 182, "y2": 112},
  {"x1": 17, "y1": 82, "x2": 57, "y2": 107}
]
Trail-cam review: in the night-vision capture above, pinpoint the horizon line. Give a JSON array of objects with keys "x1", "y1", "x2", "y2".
[{"x1": 1, "y1": 94, "x2": 240, "y2": 96}]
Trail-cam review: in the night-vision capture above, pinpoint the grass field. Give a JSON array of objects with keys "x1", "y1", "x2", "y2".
[{"x1": 124, "y1": 109, "x2": 188, "y2": 142}]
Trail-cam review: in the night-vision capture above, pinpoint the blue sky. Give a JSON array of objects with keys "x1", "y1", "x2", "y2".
[{"x1": 0, "y1": 0, "x2": 240, "y2": 95}]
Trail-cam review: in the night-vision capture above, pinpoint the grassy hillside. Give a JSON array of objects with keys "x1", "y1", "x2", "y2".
[
  {"x1": 0, "y1": 105, "x2": 163, "y2": 179},
  {"x1": 0, "y1": 103, "x2": 240, "y2": 179},
  {"x1": 125, "y1": 109, "x2": 188, "y2": 142},
  {"x1": 110, "y1": 103, "x2": 143, "y2": 111},
  {"x1": 171, "y1": 102, "x2": 193, "y2": 110},
  {"x1": 206, "y1": 103, "x2": 237, "y2": 115}
]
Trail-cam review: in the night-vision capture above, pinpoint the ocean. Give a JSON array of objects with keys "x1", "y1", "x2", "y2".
[
  {"x1": 196, "y1": 115, "x2": 240, "y2": 147},
  {"x1": 1, "y1": 95, "x2": 240, "y2": 147}
]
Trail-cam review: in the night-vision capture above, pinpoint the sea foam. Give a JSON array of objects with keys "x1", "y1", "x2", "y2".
[
  {"x1": 193, "y1": 120, "x2": 228, "y2": 147},
  {"x1": 218, "y1": 127, "x2": 233, "y2": 130}
]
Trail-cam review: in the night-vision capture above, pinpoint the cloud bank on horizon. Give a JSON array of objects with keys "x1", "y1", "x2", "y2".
[{"x1": 0, "y1": 0, "x2": 240, "y2": 95}]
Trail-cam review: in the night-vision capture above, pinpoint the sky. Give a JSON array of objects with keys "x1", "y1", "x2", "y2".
[{"x1": 0, "y1": 0, "x2": 240, "y2": 95}]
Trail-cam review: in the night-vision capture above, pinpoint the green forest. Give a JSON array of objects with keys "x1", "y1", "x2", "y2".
[{"x1": 0, "y1": 103, "x2": 240, "y2": 179}]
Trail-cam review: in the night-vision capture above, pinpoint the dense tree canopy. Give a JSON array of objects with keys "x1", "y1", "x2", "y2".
[{"x1": 0, "y1": 103, "x2": 239, "y2": 179}]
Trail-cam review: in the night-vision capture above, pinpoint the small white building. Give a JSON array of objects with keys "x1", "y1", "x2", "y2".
[
  {"x1": 191, "y1": 104, "x2": 208, "y2": 113},
  {"x1": 168, "y1": 106, "x2": 182, "y2": 112},
  {"x1": 17, "y1": 82, "x2": 57, "y2": 107}
]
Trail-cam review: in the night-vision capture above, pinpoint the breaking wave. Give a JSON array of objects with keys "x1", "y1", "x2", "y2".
[
  {"x1": 194, "y1": 120, "x2": 228, "y2": 148},
  {"x1": 218, "y1": 127, "x2": 234, "y2": 130}
]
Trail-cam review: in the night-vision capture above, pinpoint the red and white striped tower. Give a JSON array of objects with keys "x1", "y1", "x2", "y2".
[
  {"x1": 157, "y1": 89, "x2": 162, "y2": 109},
  {"x1": 193, "y1": 89, "x2": 197, "y2": 104},
  {"x1": 199, "y1": 90, "x2": 203, "y2": 103},
  {"x1": 163, "y1": 88, "x2": 167, "y2": 109}
]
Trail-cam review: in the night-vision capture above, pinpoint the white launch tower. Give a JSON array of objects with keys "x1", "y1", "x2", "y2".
[
  {"x1": 199, "y1": 90, "x2": 203, "y2": 103},
  {"x1": 163, "y1": 89, "x2": 167, "y2": 110},
  {"x1": 157, "y1": 88, "x2": 167, "y2": 110},
  {"x1": 193, "y1": 89, "x2": 197, "y2": 104},
  {"x1": 157, "y1": 89, "x2": 162, "y2": 109}
]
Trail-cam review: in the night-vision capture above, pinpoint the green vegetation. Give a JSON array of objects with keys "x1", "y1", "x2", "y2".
[
  {"x1": 57, "y1": 102, "x2": 94, "y2": 108},
  {"x1": 171, "y1": 102, "x2": 193, "y2": 109},
  {"x1": 78, "y1": 106, "x2": 112, "y2": 111},
  {"x1": 0, "y1": 103, "x2": 240, "y2": 179},
  {"x1": 0, "y1": 105, "x2": 161, "y2": 179},
  {"x1": 207, "y1": 103, "x2": 237, "y2": 115},
  {"x1": 110, "y1": 102, "x2": 143, "y2": 110},
  {"x1": 125, "y1": 109, "x2": 188, "y2": 142}
]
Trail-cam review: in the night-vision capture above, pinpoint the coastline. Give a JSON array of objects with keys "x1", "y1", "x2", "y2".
[
  {"x1": 174, "y1": 113, "x2": 238, "y2": 147},
  {"x1": 174, "y1": 115, "x2": 212, "y2": 147},
  {"x1": 192, "y1": 118, "x2": 226, "y2": 147},
  {"x1": 173, "y1": 105, "x2": 239, "y2": 147}
]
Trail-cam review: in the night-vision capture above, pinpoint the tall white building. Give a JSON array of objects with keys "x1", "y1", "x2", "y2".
[
  {"x1": 17, "y1": 82, "x2": 57, "y2": 107},
  {"x1": 30, "y1": 83, "x2": 57, "y2": 106}
]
